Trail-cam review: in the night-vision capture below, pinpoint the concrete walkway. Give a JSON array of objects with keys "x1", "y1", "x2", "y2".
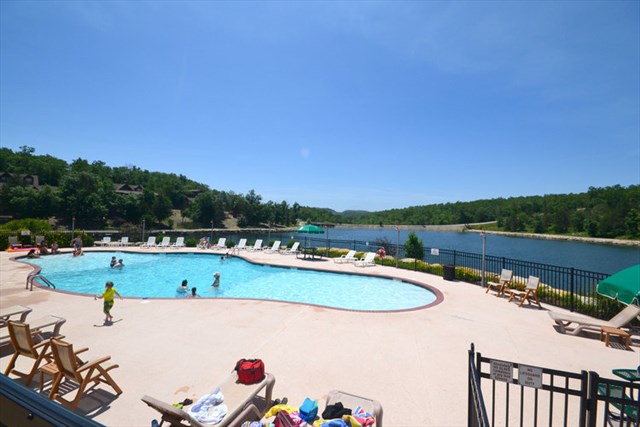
[{"x1": 0, "y1": 248, "x2": 637, "y2": 426}]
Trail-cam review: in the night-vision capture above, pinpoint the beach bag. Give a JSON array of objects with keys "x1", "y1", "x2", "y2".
[
  {"x1": 299, "y1": 397, "x2": 318, "y2": 423},
  {"x1": 234, "y1": 359, "x2": 265, "y2": 385},
  {"x1": 274, "y1": 411, "x2": 295, "y2": 427}
]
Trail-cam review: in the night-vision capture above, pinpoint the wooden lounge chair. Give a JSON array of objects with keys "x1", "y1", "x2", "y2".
[
  {"x1": 548, "y1": 304, "x2": 640, "y2": 336},
  {"x1": 485, "y1": 269, "x2": 513, "y2": 296},
  {"x1": 3, "y1": 321, "x2": 63, "y2": 386},
  {"x1": 0, "y1": 305, "x2": 32, "y2": 326},
  {"x1": 49, "y1": 339, "x2": 122, "y2": 408},
  {"x1": 505, "y1": 276, "x2": 542, "y2": 308},
  {"x1": 334, "y1": 250, "x2": 357, "y2": 264},
  {"x1": 142, "y1": 372, "x2": 275, "y2": 427},
  {"x1": 325, "y1": 390, "x2": 383, "y2": 427},
  {"x1": 0, "y1": 315, "x2": 66, "y2": 346},
  {"x1": 354, "y1": 252, "x2": 376, "y2": 267}
]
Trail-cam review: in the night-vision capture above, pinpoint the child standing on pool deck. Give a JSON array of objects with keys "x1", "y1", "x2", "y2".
[{"x1": 95, "y1": 281, "x2": 122, "y2": 323}]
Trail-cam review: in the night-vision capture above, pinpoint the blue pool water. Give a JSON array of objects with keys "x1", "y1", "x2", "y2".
[{"x1": 21, "y1": 252, "x2": 438, "y2": 311}]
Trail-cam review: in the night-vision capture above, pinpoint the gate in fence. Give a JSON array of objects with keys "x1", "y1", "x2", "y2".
[{"x1": 468, "y1": 343, "x2": 640, "y2": 427}]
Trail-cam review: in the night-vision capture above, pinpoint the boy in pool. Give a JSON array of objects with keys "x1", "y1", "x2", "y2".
[
  {"x1": 95, "y1": 281, "x2": 122, "y2": 323},
  {"x1": 189, "y1": 287, "x2": 200, "y2": 298},
  {"x1": 212, "y1": 272, "x2": 220, "y2": 287}
]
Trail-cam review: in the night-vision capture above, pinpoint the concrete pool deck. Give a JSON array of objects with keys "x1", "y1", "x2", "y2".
[{"x1": 0, "y1": 247, "x2": 637, "y2": 426}]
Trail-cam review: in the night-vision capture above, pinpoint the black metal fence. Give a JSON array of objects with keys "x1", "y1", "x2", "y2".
[
  {"x1": 298, "y1": 236, "x2": 614, "y2": 319},
  {"x1": 469, "y1": 343, "x2": 640, "y2": 427}
]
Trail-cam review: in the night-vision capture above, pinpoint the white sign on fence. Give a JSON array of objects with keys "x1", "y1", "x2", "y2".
[
  {"x1": 431, "y1": 248, "x2": 439, "y2": 256},
  {"x1": 518, "y1": 364, "x2": 543, "y2": 388},
  {"x1": 490, "y1": 360, "x2": 513, "y2": 383}
]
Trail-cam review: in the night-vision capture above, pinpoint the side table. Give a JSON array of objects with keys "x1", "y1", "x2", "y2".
[{"x1": 600, "y1": 326, "x2": 631, "y2": 350}]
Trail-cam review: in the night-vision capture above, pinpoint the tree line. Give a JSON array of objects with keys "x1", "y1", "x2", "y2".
[
  {"x1": 1, "y1": 146, "x2": 638, "y2": 239},
  {"x1": 301, "y1": 186, "x2": 640, "y2": 239},
  {"x1": 0, "y1": 146, "x2": 302, "y2": 230}
]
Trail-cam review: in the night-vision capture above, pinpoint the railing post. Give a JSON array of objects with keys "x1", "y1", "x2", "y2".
[
  {"x1": 570, "y1": 267, "x2": 575, "y2": 312},
  {"x1": 582, "y1": 370, "x2": 593, "y2": 427},
  {"x1": 453, "y1": 250, "x2": 457, "y2": 268},
  {"x1": 468, "y1": 343, "x2": 475, "y2": 426}
]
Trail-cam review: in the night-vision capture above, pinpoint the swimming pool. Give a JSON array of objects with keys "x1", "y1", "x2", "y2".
[{"x1": 21, "y1": 252, "x2": 440, "y2": 311}]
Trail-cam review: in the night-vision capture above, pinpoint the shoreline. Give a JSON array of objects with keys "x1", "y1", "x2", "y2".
[{"x1": 331, "y1": 223, "x2": 640, "y2": 247}]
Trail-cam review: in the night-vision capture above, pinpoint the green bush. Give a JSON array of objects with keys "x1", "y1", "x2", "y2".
[{"x1": 0, "y1": 218, "x2": 52, "y2": 232}]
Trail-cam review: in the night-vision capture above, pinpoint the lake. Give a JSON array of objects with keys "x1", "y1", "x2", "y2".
[{"x1": 263, "y1": 228, "x2": 639, "y2": 275}]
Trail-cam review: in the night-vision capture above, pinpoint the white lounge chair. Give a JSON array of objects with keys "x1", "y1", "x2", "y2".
[
  {"x1": 265, "y1": 241, "x2": 281, "y2": 253},
  {"x1": 548, "y1": 304, "x2": 640, "y2": 336},
  {"x1": 236, "y1": 238, "x2": 247, "y2": 250},
  {"x1": 118, "y1": 236, "x2": 129, "y2": 247},
  {"x1": 0, "y1": 305, "x2": 32, "y2": 326},
  {"x1": 213, "y1": 238, "x2": 226, "y2": 249},
  {"x1": 354, "y1": 252, "x2": 376, "y2": 267},
  {"x1": 96, "y1": 236, "x2": 111, "y2": 247},
  {"x1": 158, "y1": 237, "x2": 171, "y2": 248},
  {"x1": 334, "y1": 250, "x2": 357, "y2": 264},
  {"x1": 325, "y1": 390, "x2": 383, "y2": 427},
  {"x1": 248, "y1": 239, "x2": 263, "y2": 251},
  {"x1": 0, "y1": 315, "x2": 66, "y2": 346},
  {"x1": 171, "y1": 237, "x2": 185, "y2": 248},
  {"x1": 282, "y1": 242, "x2": 300, "y2": 255},
  {"x1": 142, "y1": 372, "x2": 275, "y2": 427},
  {"x1": 8, "y1": 236, "x2": 22, "y2": 248},
  {"x1": 140, "y1": 236, "x2": 157, "y2": 248}
]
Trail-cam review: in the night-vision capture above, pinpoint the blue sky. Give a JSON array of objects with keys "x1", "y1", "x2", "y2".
[{"x1": 1, "y1": 1, "x2": 638, "y2": 212}]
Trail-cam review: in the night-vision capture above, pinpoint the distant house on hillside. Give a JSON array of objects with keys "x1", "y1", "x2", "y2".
[
  {"x1": 0, "y1": 172, "x2": 40, "y2": 189},
  {"x1": 114, "y1": 183, "x2": 144, "y2": 195}
]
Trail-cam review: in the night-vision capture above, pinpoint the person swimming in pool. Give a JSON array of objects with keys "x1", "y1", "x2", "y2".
[
  {"x1": 177, "y1": 279, "x2": 189, "y2": 294},
  {"x1": 113, "y1": 258, "x2": 124, "y2": 268},
  {"x1": 212, "y1": 272, "x2": 220, "y2": 287},
  {"x1": 110, "y1": 256, "x2": 117, "y2": 268},
  {"x1": 189, "y1": 287, "x2": 200, "y2": 298}
]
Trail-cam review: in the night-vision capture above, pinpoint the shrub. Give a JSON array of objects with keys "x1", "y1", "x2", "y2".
[{"x1": 403, "y1": 232, "x2": 424, "y2": 260}]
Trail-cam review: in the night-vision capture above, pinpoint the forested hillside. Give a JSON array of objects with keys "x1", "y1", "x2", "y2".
[
  {"x1": 0, "y1": 146, "x2": 301, "y2": 229},
  {"x1": 300, "y1": 187, "x2": 640, "y2": 239},
  {"x1": 1, "y1": 146, "x2": 638, "y2": 239}
]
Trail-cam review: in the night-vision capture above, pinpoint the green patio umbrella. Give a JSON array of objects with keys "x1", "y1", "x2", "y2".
[
  {"x1": 296, "y1": 224, "x2": 325, "y2": 249},
  {"x1": 296, "y1": 224, "x2": 325, "y2": 234},
  {"x1": 596, "y1": 264, "x2": 640, "y2": 305}
]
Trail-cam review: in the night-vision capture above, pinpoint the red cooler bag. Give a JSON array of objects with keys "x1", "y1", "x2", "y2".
[{"x1": 234, "y1": 359, "x2": 265, "y2": 384}]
